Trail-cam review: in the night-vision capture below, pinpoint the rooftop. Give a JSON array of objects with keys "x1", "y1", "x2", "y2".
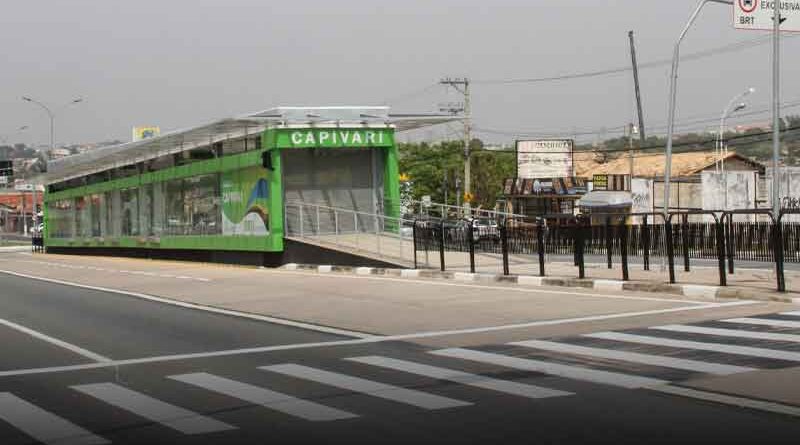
[
  {"x1": 574, "y1": 151, "x2": 764, "y2": 179},
  {"x1": 41, "y1": 106, "x2": 460, "y2": 185}
]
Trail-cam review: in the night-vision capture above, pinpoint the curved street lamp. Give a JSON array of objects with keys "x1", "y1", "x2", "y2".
[
  {"x1": 718, "y1": 87, "x2": 755, "y2": 173},
  {"x1": 22, "y1": 96, "x2": 83, "y2": 157}
]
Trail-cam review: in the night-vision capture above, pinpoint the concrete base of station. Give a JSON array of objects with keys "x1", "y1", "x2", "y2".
[{"x1": 45, "y1": 237, "x2": 403, "y2": 269}]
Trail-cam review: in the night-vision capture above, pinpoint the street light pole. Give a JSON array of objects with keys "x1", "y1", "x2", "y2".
[
  {"x1": 22, "y1": 96, "x2": 83, "y2": 236},
  {"x1": 718, "y1": 88, "x2": 754, "y2": 174},
  {"x1": 663, "y1": 0, "x2": 733, "y2": 217}
]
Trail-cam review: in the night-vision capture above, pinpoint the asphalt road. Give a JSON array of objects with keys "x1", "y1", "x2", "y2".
[{"x1": 1, "y1": 272, "x2": 800, "y2": 444}]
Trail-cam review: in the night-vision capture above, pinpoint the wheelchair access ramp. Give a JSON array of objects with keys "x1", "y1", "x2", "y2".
[{"x1": 283, "y1": 201, "x2": 416, "y2": 268}]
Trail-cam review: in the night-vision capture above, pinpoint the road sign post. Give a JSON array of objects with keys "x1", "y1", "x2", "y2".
[{"x1": 734, "y1": 0, "x2": 798, "y2": 31}]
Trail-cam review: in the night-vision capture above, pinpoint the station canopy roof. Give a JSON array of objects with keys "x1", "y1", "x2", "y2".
[{"x1": 42, "y1": 106, "x2": 460, "y2": 185}]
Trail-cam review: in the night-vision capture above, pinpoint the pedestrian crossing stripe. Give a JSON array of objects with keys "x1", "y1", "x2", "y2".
[
  {"x1": 0, "y1": 392, "x2": 109, "y2": 445},
  {"x1": 654, "y1": 324, "x2": 800, "y2": 343},
  {"x1": 722, "y1": 317, "x2": 800, "y2": 329}
]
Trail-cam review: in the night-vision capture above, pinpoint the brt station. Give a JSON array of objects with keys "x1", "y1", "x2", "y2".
[{"x1": 39, "y1": 107, "x2": 457, "y2": 266}]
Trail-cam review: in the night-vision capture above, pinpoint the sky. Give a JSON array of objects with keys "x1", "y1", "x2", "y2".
[{"x1": 1, "y1": 0, "x2": 798, "y2": 147}]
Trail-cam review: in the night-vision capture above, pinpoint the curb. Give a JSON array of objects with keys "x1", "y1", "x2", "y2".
[{"x1": 279, "y1": 263, "x2": 797, "y2": 303}]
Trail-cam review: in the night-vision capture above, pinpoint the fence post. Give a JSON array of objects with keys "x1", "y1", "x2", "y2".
[
  {"x1": 726, "y1": 215, "x2": 735, "y2": 274},
  {"x1": 468, "y1": 220, "x2": 476, "y2": 274},
  {"x1": 501, "y1": 222, "x2": 510, "y2": 276},
  {"x1": 666, "y1": 217, "x2": 676, "y2": 284},
  {"x1": 299, "y1": 205, "x2": 304, "y2": 237},
  {"x1": 412, "y1": 220, "x2": 418, "y2": 270},
  {"x1": 642, "y1": 215, "x2": 650, "y2": 271},
  {"x1": 681, "y1": 215, "x2": 690, "y2": 272},
  {"x1": 537, "y1": 218, "x2": 546, "y2": 277},
  {"x1": 438, "y1": 221, "x2": 446, "y2": 272},
  {"x1": 605, "y1": 217, "x2": 613, "y2": 269},
  {"x1": 620, "y1": 219, "x2": 629, "y2": 281},
  {"x1": 715, "y1": 218, "x2": 727, "y2": 286},
  {"x1": 775, "y1": 216, "x2": 786, "y2": 292},
  {"x1": 577, "y1": 217, "x2": 586, "y2": 279}
]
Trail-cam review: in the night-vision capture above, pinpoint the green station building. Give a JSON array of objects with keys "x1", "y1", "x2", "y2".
[{"x1": 40, "y1": 107, "x2": 453, "y2": 265}]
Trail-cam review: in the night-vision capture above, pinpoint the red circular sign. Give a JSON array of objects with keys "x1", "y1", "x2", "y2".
[{"x1": 739, "y1": 0, "x2": 758, "y2": 14}]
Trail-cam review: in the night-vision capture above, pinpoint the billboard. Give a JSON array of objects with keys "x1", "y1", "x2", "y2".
[
  {"x1": 516, "y1": 139, "x2": 574, "y2": 179},
  {"x1": 132, "y1": 126, "x2": 161, "y2": 142}
]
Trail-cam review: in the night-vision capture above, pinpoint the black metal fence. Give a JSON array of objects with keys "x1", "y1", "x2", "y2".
[{"x1": 412, "y1": 212, "x2": 794, "y2": 291}]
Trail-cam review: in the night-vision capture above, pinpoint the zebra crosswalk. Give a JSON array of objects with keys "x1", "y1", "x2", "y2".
[{"x1": 1, "y1": 310, "x2": 799, "y2": 444}]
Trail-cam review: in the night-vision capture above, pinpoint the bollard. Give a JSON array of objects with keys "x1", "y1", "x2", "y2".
[
  {"x1": 620, "y1": 219, "x2": 629, "y2": 281},
  {"x1": 775, "y1": 218, "x2": 786, "y2": 292},
  {"x1": 666, "y1": 221, "x2": 676, "y2": 284},
  {"x1": 501, "y1": 223, "x2": 510, "y2": 276},
  {"x1": 726, "y1": 215, "x2": 735, "y2": 274},
  {"x1": 537, "y1": 219, "x2": 546, "y2": 277},
  {"x1": 438, "y1": 221, "x2": 446, "y2": 272},
  {"x1": 412, "y1": 220, "x2": 418, "y2": 270},
  {"x1": 642, "y1": 215, "x2": 651, "y2": 271},
  {"x1": 715, "y1": 220, "x2": 727, "y2": 286},
  {"x1": 467, "y1": 221, "x2": 476, "y2": 274},
  {"x1": 605, "y1": 217, "x2": 613, "y2": 269},
  {"x1": 576, "y1": 218, "x2": 586, "y2": 279}
]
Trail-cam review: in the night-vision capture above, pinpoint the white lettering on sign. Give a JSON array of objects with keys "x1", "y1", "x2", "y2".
[
  {"x1": 286, "y1": 130, "x2": 388, "y2": 146},
  {"x1": 735, "y1": 0, "x2": 800, "y2": 31}
]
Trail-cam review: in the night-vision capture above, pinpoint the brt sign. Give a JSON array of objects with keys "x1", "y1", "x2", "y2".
[
  {"x1": 735, "y1": 0, "x2": 800, "y2": 31},
  {"x1": 270, "y1": 128, "x2": 395, "y2": 149}
]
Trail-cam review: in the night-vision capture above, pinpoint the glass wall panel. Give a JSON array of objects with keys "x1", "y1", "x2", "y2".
[
  {"x1": 165, "y1": 178, "x2": 186, "y2": 235},
  {"x1": 48, "y1": 199, "x2": 74, "y2": 238},
  {"x1": 120, "y1": 188, "x2": 139, "y2": 236},
  {"x1": 152, "y1": 182, "x2": 165, "y2": 237},
  {"x1": 90, "y1": 194, "x2": 103, "y2": 237},
  {"x1": 74, "y1": 197, "x2": 91, "y2": 238},
  {"x1": 185, "y1": 174, "x2": 221, "y2": 235},
  {"x1": 139, "y1": 184, "x2": 153, "y2": 237},
  {"x1": 106, "y1": 190, "x2": 121, "y2": 238}
]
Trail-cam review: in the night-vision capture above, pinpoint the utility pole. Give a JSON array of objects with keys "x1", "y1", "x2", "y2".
[
  {"x1": 627, "y1": 123, "x2": 636, "y2": 184},
  {"x1": 628, "y1": 31, "x2": 646, "y2": 144},
  {"x1": 772, "y1": 3, "x2": 782, "y2": 220},
  {"x1": 440, "y1": 77, "x2": 471, "y2": 213}
]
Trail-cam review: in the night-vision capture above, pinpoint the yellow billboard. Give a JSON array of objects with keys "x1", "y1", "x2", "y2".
[{"x1": 132, "y1": 126, "x2": 160, "y2": 142}]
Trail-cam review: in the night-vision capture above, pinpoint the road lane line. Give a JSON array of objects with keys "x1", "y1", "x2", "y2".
[
  {"x1": 0, "y1": 301, "x2": 760, "y2": 378},
  {"x1": 346, "y1": 356, "x2": 573, "y2": 399},
  {"x1": 0, "y1": 269, "x2": 374, "y2": 339},
  {"x1": 781, "y1": 311, "x2": 800, "y2": 316},
  {"x1": 261, "y1": 364, "x2": 471, "y2": 409},
  {"x1": 71, "y1": 383, "x2": 236, "y2": 434},
  {"x1": 0, "y1": 392, "x2": 109, "y2": 445},
  {"x1": 654, "y1": 324, "x2": 800, "y2": 343},
  {"x1": 721, "y1": 317, "x2": 800, "y2": 329},
  {"x1": 649, "y1": 385, "x2": 800, "y2": 418},
  {"x1": 0, "y1": 317, "x2": 111, "y2": 363},
  {"x1": 430, "y1": 348, "x2": 668, "y2": 389},
  {"x1": 169, "y1": 373, "x2": 357, "y2": 421},
  {"x1": 510, "y1": 339, "x2": 754, "y2": 375},
  {"x1": 585, "y1": 332, "x2": 800, "y2": 361}
]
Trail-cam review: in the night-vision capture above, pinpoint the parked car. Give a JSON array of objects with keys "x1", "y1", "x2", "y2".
[{"x1": 471, "y1": 218, "x2": 500, "y2": 242}]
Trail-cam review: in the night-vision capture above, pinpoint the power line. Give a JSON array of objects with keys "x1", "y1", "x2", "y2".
[{"x1": 474, "y1": 34, "x2": 797, "y2": 86}]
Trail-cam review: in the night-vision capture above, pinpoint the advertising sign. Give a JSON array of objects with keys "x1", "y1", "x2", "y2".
[
  {"x1": 516, "y1": 139, "x2": 574, "y2": 179},
  {"x1": 132, "y1": 126, "x2": 161, "y2": 142},
  {"x1": 734, "y1": 0, "x2": 800, "y2": 31}
]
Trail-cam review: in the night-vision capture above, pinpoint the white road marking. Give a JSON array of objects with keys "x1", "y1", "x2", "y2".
[
  {"x1": 72, "y1": 383, "x2": 236, "y2": 434},
  {"x1": 0, "y1": 300, "x2": 760, "y2": 378},
  {"x1": 585, "y1": 332, "x2": 800, "y2": 362},
  {"x1": 12, "y1": 259, "x2": 211, "y2": 282},
  {"x1": 261, "y1": 364, "x2": 471, "y2": 410},
  {"x1": 722, "y1": 317, "x2": 800, "y2": 329},
  {"x1": 781, "y1": 311, "x2": 800, "y2": 316},
  {"x1": 431, "y1": 348, "x2": 668, "y2": 389},
  {"x1": 650, "y1": 385, "x2": 800, "y2": 418},
  {"x1": 347, "y1": 356, "x2": 573, "y2": 399},
  {"x1": 169, "y1": 373, "x2": 357, "y2": 421},
  {"x1": 0, "y1": 317, "x2": 111, "y2": 363},
  {"x1": 510, "y1": 339, "x2": 754, "y2": 376},
  {"x1": 0, "y1": 392, "x2": 109, "y2": 445},
  {"x1": 654, "y1": 324, "x2": 800, "y2": 343},
  {"x1": 0, "y1": 269, "x2": 373, "y2": 339}
]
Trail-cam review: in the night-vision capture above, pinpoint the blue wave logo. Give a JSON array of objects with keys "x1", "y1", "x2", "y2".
[{"x1": 246, "y1": 179, "x2": 269, "y2": 210}]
